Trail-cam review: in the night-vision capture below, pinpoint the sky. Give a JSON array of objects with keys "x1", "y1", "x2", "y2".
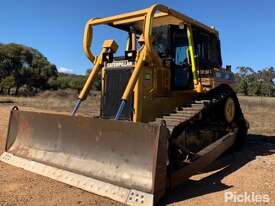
[{"x1": 0, "y1": 0, "x2": 274, "y2": 74}]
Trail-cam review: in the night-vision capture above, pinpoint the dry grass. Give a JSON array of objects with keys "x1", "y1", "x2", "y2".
[
  {"x1": 0, "y1": 90, "x2": 101, "y2": 116},
  {"x1": 238, "y1": 96, "x2": 275, "y2": 135},
  {"x1": 1, "y1": 93, "x2": 274, "y2": 135}
]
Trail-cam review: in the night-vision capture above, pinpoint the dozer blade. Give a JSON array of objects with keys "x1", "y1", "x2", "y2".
[{"x1": 1, "y1": 110, "x2": 169, "y2": 206}]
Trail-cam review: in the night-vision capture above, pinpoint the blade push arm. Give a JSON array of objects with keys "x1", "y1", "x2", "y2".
[{"x1": 71, "y1": 40, "x2": 118, "y2": 116}]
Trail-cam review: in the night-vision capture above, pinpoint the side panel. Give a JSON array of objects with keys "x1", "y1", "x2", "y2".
[
  {"x1": 199, "y1": 69, "x2": 235, "y2": 91},
  {"x1": 213, "y1": 70, "x2": 236, "y2": 89},
  {"x1": 140, "y1": 65, "x2": 194, "y2": 123}
]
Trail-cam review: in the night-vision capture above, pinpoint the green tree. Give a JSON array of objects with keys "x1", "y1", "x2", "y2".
[
  {"x1": 248, "y1": 81, "x2": 260, "y2": 96},
  {"x1": 235, "y1": 66, "x2": 275, "y2": 97},
  {"x1": 0, "y1": 43, "x2": 57, "y2": 95},
  {"x1": 0, "y1": 76, "x2": 16, "y2": 95},
  {"x1": 68, "y1": 76, "x2": 85, "y2": 91},
  {"x1": 236, "y1": 79, "x2": 248, "y2": 95}
]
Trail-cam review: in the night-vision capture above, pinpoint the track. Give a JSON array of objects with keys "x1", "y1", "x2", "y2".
[
  {"x1": 151, "y1": 84, "x2": 248, "y2": 166},
  {"x1": 153, "y1": 102, "x2": 205, "y2": 132}
]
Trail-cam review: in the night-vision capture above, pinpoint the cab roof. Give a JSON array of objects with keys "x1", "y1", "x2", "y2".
[{"x1": 89, "y1": 4, "x2": 218, "y2": 36}]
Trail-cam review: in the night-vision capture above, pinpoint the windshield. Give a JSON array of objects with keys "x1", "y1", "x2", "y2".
[
  {"x1": 152, "y1": 25, "x2": 171, "y2": 57},
  {"x1": 173, "y1": 27, "x2": 189, "y2": 65}
]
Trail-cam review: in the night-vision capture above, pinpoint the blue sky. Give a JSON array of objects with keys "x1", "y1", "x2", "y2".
[{"x1": 1, "y1": 0, "x2": 274, "y2": 74}]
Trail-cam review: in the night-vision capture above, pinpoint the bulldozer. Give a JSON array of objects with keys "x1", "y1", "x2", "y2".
[{"x1": 1, "y1": 4, "x2": 248, "y2": 206}]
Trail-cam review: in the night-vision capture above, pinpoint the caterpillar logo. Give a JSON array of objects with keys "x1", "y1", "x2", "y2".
[{"x1": 107, "y1": 60, "x2": 134, "y2": 68}]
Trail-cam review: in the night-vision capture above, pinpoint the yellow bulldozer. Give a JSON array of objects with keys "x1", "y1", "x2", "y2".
[{"x1": 1, "y1": 4, "x2": 248, "y2": 206}]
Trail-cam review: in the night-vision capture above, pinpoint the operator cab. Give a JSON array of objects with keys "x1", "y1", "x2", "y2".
[
  {"x1": 101, "y1": 24, "x2": 222, "y2": 120},
  {"x1": 152, "y1": 25, "x2": 191, "y2": 90},
  {"x1": 151, "y1": 24, "x2": 222, "y2": 90}
]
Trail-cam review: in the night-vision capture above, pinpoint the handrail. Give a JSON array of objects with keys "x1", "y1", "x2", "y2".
[
  {"x1": 83, "y1": 4, "x2": 218, "y2": 66},
  {"x1": 83, "y1": 4, "x2": 169, "y2": 66},
  {"x1": 83, "y1": 9, "x2": 148, "y2": 64},
  {"x1": 120, "y1": 4, "x2": 171, "y2": 101},
  {"x1": 83, "y1": 18, "x2": 98, "y2": 64},
  {"x1": 115, "y1": 5, "x2": 170, "y2": 120},
  {"x1": 143, "y1": 4, "x2": 169, "y2": 65}
]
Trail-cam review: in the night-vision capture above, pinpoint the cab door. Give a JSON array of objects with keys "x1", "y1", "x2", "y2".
[{"x1": 171, "y1": 26, "x2": 192, "y2": 90}]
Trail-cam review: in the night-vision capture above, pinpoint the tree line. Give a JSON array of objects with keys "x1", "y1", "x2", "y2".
[
  {"x1": 235, "y1": 66, "x2": 275, "y2": 96},
  {"x1": 0, "y1": 43, "x2": 57, "y2": 95},
  {"x1": 0, "y1": 43, "x2": 274, "y2": 97},
  {"x1": 0, "y1": 43, "x2": 100, "y2": 96}
]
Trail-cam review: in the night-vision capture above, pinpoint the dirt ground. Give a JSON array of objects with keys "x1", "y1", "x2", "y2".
[{"x1": 0, "y1": 94, "x2": 274, "y2": 206}]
